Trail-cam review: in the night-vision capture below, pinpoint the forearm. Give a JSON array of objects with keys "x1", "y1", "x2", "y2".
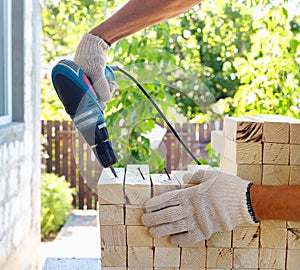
[
  {"x1": 250, "y1": 185, "x2": 300, "y2": 221},
  {"x1": 90, "y1": 0, "x2": 203, "y2": 44}
]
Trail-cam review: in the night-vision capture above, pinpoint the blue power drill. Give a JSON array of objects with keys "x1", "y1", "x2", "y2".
[{"x1": 51, "y1": 59, "x2": 117, "y2": 176}]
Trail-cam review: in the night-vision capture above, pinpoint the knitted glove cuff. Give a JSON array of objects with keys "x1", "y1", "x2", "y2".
[
  {"x1": 215, "y1": 176, "x2": 256, "y2": 226},
  {"x1": 79, "y1": 32, "x2": 110, "y2": 53},
  {"x1": 246, "y1": 182, "x2": 259, "y2": 223}
]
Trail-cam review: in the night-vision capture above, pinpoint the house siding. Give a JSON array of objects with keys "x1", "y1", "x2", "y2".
[{"x1": 0, "y1": 0, "x2": 41, "y2": 269}]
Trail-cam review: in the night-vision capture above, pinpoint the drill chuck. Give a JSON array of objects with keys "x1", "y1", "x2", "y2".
[{"x1": 51, "y1": 59, "x2": 117, "y2": 168}]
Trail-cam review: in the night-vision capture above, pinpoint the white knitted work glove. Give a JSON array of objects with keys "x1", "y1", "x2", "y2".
[
  {"x1": 142, "y1": 168, "x2": 255, "y2": 245},
  {"x1": 74, "y1": 33, "x2": 118, "y2": 109}
]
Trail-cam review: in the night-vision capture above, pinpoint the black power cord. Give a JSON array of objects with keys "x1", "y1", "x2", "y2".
[{"x1": 111, "y1": 65, "x2": 201, "y2": 165}]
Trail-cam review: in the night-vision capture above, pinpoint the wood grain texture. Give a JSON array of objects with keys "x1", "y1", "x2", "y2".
[
  {"x1": 288, "y1": 228, "x2": 300, "y2": 249},
  {"x1": 180, "y1": 248, "x2": 206, "y2": 268},
  {"x1": 287, "y1": 221, "x2": 300, "y2": 229},
  {"x1": 262, "y1": 164, "x2": 290, "y2": 185},
  {"x1": 290, "y1": 165, "x2": 300, "y2": 185},
  {"x1": 233, "y1": 248, "x2": 259, "y2": 269},
  {"x1": 206, "y1": 248, "x2": 233, "y2": 269},
  {"x1": 250, "y1": 115, "x2": 290, "y2": 143},
  {"x1": 263, "y1": 142, "x2": 289, "y2": 165},
  {"x1": 98, "y1": 167, "x2": 125, "y2": 205},
  {"x1": 151, "y1": 174, "x2": 180, "y2": 196},
  {"x1": 259, "y1": 248, "x2": 286, "y2": 269},
  {"x1": 101, "y1": 246, "x2": 127, "y2": 267},
  {"x1": 127, "y1": 226, "x2": 153, "y2": 247},
  {"x1": 125, "y1": 164, "x2": 151, "y2": 205},
  {"x1": 98, "y1": 160, "x2": 300, "y2": 269},
  {"x1": 224, "y1": 116, "x2": 263, "y2": 142},
  {"x1": 101, "y1": 225, "x2": 126, "y2": 246},
  {"x1": 233, "y1": 226, "x2": 259, "y2": 248},
  {"x1": 213, "y1": 133, "x2": 262, "y2": 164},
  {"x1": 290, "y1": 144, "x2": 300, "y2": 165},
  {"x1": 260, "y1": 220, "x2": 287, "y2": 228},
  {"x1": 290, "y1": 120, "x2": 300, "y2": 144},
  {"x1": 128, "y1": 247, "x2": 153, "y2": 268},
  {"x1": 125, "y1": 205, "x2": 144, "y2": 226},
  {"x1": 220, "y1": 157, "x2": 262, "y2": 184},
  {"x1": 154, "y1": 247, "x2": 181, "y2": 268},
  {"x1": 260, "y1": 227, "x2": 287, "y2": 249},
  {"x1": 99, "y1": 204, "x2": 124, "y2": 225},
  {"x1": 287, "y1": 249, "x2": 300, "y2": 270}
]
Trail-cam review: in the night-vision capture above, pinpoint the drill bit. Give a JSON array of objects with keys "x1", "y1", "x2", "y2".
[{"x1": 110, "y1": 166, "x2": 117, "y2": 177}]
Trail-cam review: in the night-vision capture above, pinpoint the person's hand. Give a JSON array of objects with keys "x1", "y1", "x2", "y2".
[
  {"x1": 142, "y1": 168, "x2": 256, "y2": 245},
  {"x1": 74, "y1": 33, "x2": 118, "y2": 109}
]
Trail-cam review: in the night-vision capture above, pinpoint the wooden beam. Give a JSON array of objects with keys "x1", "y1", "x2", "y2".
[
  {"x1": 287, "y1": 228, "x2": 300, "y2": 249},
  {"x1": 128, "y1": 247, "x2": 153, "y2": 268},
  {"x1": 287, "y1": 221, "x2": 300, "y2": 229},
  {"x1": 290, "y1": 165, "x2": 300, "y2": 185},
  {"x1": 250, "y1": 115, "x2": 290, "y2": 143},
  {"x1": 233, "y1": 248, "x2": 258, "y2": 269},
  {"x1": 260, "y1": 227, "x2": 287, "y2": 249},
  {"x1": 100, "y1": 225, "x2": 126, "y2": 246},
  {"x1": 287, "y1": 249, "x2": 300, "y2": 269},
  {"x1": 223, "y1": 116, "x2": 263, "y2": 142},
  {"x1": 99, "y1": 204, "x2": 124, "y2": 225},
  {"x1": 259, "y1": 248, "x2": 286, "y2": 269},
  {"x1": 290, "y1": 144, "x2": 300, "y2": 165},
  {"x1": 101, "y1": 246, "x2": 127, "y2": 267},
  {"x1": 125, "y1": 205, "x2": 144, "y2": 226},
  {"x1": 206, "y1": 248, "x2": 233, "y2": 269},
  {"x1": 290, "y1": 120, "x2": 300, "y2": 144},
  {"x1": 212, "y1": 132, "x2": 262, "y2": 164},
  {"x1": 220, "y1": 157, "x2": 262, "y2": 184},
  {"x1": 180, "y1": 248, "x2": 206, "y2": 268},
  {"x1": 98, "y1": 167, "x2": 125, "y2": 205},
  {"x1": 125, "y1": 164, "x2": 151, "y2": 205},
  {"x1": 151, "y1": 173, "x2": 180, "y2": 196},
  {"x1": 260, "y1": 220, "x2": 287, "y2": 228},
  {"x1": 262, "y1": 165, "x2": 290, "y2": 185},
  {"x1": 263, "y1": 142, "x2": 289, "y2": 165},
  {"x1": 211, "y1": 130, "x2": 225, "y2": 154},
  {"x1": 232, "y1": 226, "x2": 259, "y2": 248},
  {"x1": 153, "y1": 247, "x2": 181, "y2": 268},
  {"x1": 127, "y1": 226, "x2": 153, "y2": 247}
]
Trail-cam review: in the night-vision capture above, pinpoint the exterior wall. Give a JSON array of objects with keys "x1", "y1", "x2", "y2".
[{"x1": 0, "y1": 0, "x2": 41, "y2": 270}]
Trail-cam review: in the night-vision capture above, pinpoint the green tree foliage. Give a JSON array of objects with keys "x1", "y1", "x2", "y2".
[{"x1": 231, "y1": 5, "x2": 300, "y2": 117}]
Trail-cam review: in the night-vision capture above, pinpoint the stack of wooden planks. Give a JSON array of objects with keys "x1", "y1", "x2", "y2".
[
  {"x1": 211, "y1": 115, "x2": 300, "y2": 269},
  {"x1": 98, "y1": 164, "x2": 215, "y2": 269},
  {"x1": 97, "y1": 114, "x2": 300, "y2": 269}
]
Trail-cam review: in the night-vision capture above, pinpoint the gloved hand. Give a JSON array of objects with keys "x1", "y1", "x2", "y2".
[
  {"x1": 74, "y1": 33, "x2": 118, "y2": 109},
  {"x1": 142, "y1": 168, "x2": 256, "y2": 245}
]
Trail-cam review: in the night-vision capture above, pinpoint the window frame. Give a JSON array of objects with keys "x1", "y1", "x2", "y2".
[{"x1": 0, "y1": 0, "x2": 12, "y2": 125}]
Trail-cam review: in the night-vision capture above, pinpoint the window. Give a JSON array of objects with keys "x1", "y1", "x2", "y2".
[{"x1": 0, "y1": 0, "x2": 12, "y2": 125}]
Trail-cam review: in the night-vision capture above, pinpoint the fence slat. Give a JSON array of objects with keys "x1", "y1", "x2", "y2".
[{"x1": 54, "y1": 120, "x2": 61, "y2": 175}]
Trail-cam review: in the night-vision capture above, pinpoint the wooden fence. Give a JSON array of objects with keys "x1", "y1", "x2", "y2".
[{"x1": 41, "y1": 120, "x2": 220, "y2": 209}]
